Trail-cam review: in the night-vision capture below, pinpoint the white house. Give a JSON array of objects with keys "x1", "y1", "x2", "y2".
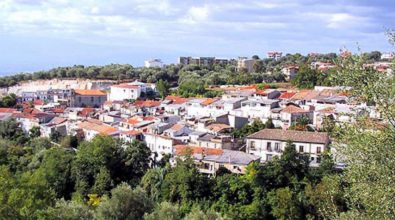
[
  {"x1": 246, "y1": 129, "x2": 329, "y2": 167},
  {"x1": 144, "y1": 133, "x2": 182, "y2": 160},
  {"x1": 109, "y1": 84, "x2": 141, "y2": 101}
]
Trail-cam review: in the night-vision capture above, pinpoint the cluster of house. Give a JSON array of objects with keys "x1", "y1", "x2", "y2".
[{"x1": 3, "y1": 80, "x2": 384, "y2": 176}]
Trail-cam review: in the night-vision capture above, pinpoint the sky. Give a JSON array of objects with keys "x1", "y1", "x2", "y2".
[{"x1": 0, "y1": 0, "x2": 394, "y2": 74}]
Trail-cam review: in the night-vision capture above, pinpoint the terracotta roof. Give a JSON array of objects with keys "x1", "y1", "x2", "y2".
[
  {"x1": 79, "y1": 121, "x2": 118, "y2": 135},
  {"x1": 78, "y1": 108, "x2": 95, "y2": 117},
  {"x1": 143, "y1": 116, "x2": 157, "y2": 121},
  {"x1": 112, "y1": 84, "x2": 140, "y2": 89},
  {"x1": 318, "y1": 107, "x2": 335, "y2": 113},
  {"x1": 169, "y1": 123, "x2": 185, "y2": 131},
  {"x1": 47, "y1": 117, "x2": 67, "y2": 125},
  {"x1": 33, "y1": 100, "x2": 45, "y2": 105},
  {"x1": 206, "y1": 123, "x2": 232, "y2": 132},
  {"x1": 175, "y1": 145, "x2": 223, "y2": 156},
  {"x1": 165, "y1": 96, "x2": 190, "y2": 104},
  {"x1": 202, "y1": 98, "x2": 218, "y2": 106},
  {"x1": 74, "y1": 89, "x2": 106, "y2": 96},
  {"x1": 52, "y1": 108, "x2": 65, "y2": 113},
  {"x1": 291, "y1": 90, "x2": 312, "y2": 100},
  {"x1": 279, "y1": 92, "x2": 296, "y2": 99},
  {"x1": 133, "y1": 100, "x2": 161, "y2": 108},
  {"x1": 121, "y1": 130, "x2": 142, "y2": 136},
  {"x1": 124, "y1": 117, "x2": 141, "y2": 125},
  {"x1": 0, "y1": 108, "x2": 17, "y2": 113},
  {"x1": 282, "y1": 105, "x2": 309, "y2": 114},
  {"x1": 247, "y1": 129, "x2": 329, "y2": 144}
]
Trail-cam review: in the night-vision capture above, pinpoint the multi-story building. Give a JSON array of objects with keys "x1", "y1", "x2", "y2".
[
  {"x1": 110, "y1": 84, "x2": 141, "y2": 101},
  {"x1": 71, "y1": 89, "x2": 107, "y2": 108},
  {"x1": 267, "y1": 51, "x2": 283, "y2": 60},
  {"x1": 246, "y1": 129, "x2": 329, "y2": 167},
  {"x1": 282, "y1": 65, "x2": 299, "y2": 80},
  {"x1": 237, "y1": 57, "x2": 256, "y2": 73}
]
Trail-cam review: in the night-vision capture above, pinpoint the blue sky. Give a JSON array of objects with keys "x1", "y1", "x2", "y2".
[{"x1": 0, "y1": 0, "x2": 394, "y2": 74}]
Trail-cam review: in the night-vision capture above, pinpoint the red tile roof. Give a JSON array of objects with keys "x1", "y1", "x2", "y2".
[
  {"x1": 112, "y1": 84, "x2": 140, "y2": 89},
  {"x1": 133, "y1": 100, "x2": 161, "y2": 108},
  {"x1": 279, "y1": 92, "x2": 296, "y2": 99},
  {"x1": 175, "y1": 145, "x2": 224, "y2": 156},
  {"x1": 165, "y1": 96, "x2": 190, "y2": 104},
  {"x1": 0, "y1": 108, "x2": 17, "y2": 113},
  {"x1": 33, "y1": 100, "x2": 45, "y2": 105},
  {"x1": 79, "y1": 120, "x2": 118, "y2": 135},
  {"x1": 282, "y1": 105, "x2": 309, "y2": 114},
  {"x1": 74, "y1": 89, "x2": 106, "y2": 96},
  {"x1": 247, "y1": 129, "x2": 329, "y2": 144}
]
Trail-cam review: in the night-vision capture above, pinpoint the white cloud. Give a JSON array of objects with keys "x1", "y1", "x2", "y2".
[{"x1": 180, "y1": 5, "x2": 210, "y2": 24}]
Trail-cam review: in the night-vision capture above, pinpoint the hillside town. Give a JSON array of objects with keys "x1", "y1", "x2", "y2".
[{"x1": 2, "y1": 58, "x2": 387, "y2": 176}]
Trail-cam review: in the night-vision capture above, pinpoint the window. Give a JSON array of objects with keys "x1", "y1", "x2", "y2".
[
  {"x1": 267, "y1": 142, "x2": 272, "y2": 151},
  {"x1": 275, "y1": 143, "x2": 280, "y2": 152},
  {"x1": 266, "y1": 154, "x2": 273, "y2": 161},
  {"x1": 78, "y1": 97, "x2": 81, "y2": 102},
  {"x1": 317, "y1": 147, "x2": 321, "y2": 154},
  {"x1": 91, "y1": 97, "x2": 94, "y2": 102},
  {"x1": 299, "y1": 145, "x2": 304, "y2": 153},
  {"x1": 250, "y1": 141, "x2": 256, "y2": 150},
  {"x1": 317, "y1": 156, "x2": 322, "y2": 163}
]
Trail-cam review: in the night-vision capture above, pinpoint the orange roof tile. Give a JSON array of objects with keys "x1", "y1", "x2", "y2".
[
  {"x1": 79, "y1": 121, "x2": 118, "y2": 135},
  {"x1": 74, "y1": 89, "x2": 106, "y2": 96},
  {"x1": 112, "y1": 84, "x2": 140, "y2": 89},
  {"x1": 201, "y1": 98, "x2": 218, "y2": 106},
  {"x1": 206, "y1": 123, "x2": 232, "y2": 132},
  {"x1": 282, "y1": 105, "x2": 309, "y2": 114},
  {"x1": 175, "y1": 145, "x2": 223, "y2": 156},
  {"x1": 133, "y1": 100, "x2": 161, "y2": 108},
  {"x1": 0, "y1": 108, "x2": 17, "y2": 113},
  {"x1": 279, "y1": 92, "x2": 296, "y2": 99},
  {"x1": 165, "y1": 96, "x2": 190, "y2": 104}
]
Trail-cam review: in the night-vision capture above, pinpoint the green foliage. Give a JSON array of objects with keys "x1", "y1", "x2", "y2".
[
  {"x1": 331, "y1": 49, "x2": 395, "y2": 218},
  {"x1": 267, "y1": 187, "x2": 302, "y2": 220},
  {"x1": 233, "y1": 118, "x2": 266, "y2": 138},
  {"x1": 161, "y1": 158, "x2": 211, "y2": 205},
  {"x1": 39, "y1": 199, "x2": 93, "y2": 220},
  {"x1": 156, "y1": 79, "x2": 170, "y2": 99},
  {"x1": 0, "y1": 93, "x2": 17, "y2": 107},
  {"x1": 291, "y1": 64, "x2": 331, "y2": 88},
  {"x1": 0, "y1": 119, "x2": 27, "y2": 144},
  {"x1": 94, "y1": 183, "x2": 154, "y2": 220},
  {"x1": 29, "y1": 126, "x2": 41, "y2": 139},
  {"x1": 144, "y1": 202, "x2": 181, "y2": 220}
]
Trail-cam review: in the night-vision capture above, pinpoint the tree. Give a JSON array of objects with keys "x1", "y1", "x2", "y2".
[
  {"x1": 144, "y1": 202, "x2": 180, "y2": 220},
  {"x1": 39, "y1": 199, "x2": 93, "y2": 220},
  {"x1": 267, "y1": 187, "x2": 302, "y2": 220},
  {"x1": 184, "y1": 206, "x2": 229, "y2": 220},
  {"x1": 50, "y1": 130, "x2": 62, "y2": 143},
  {"x1": 161, "y1": 158, "x2": 211, "y2": 205},
  {"x1": 330, "y1": 46, "x2": 395, "y2": 218},
  {"x1": 72, "y1": 135, "x2": 120, "y2": 196},
  {"x1": 140, "y1": 168, "x2": 166, "y2": 201},
  {"x1": 0, "y1": 119, "x2": 27, "y2": 144},
  {"x1": 0, "y1": 93, "x2": 17, "y2": 107},
  {"x1": 156, "y1": 79, "x2": 170, "y2": 99},
  {"x1": 121, "y1": 140, "x2": 151, "y2": 186},
  {"x1": 38, "y1": 147, "x2": 75, "y2": 199},
  {"x1": 305, "y1": 175, "x2": 346, "y2": 219},
  {"x1": 264, "y1": 118, "x2": 275, "y2": 129},
  {"x1": 291, "y1": 65, "x2": 319, "y2": 89},
  {"x1": 29, "y1": 126, "x2": 41, "y2": 139},
  {"x1": 95, "y1": 183, "x2": 154, "y2": 220}
]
